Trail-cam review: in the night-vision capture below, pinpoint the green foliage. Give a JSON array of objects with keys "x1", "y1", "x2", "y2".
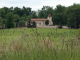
[
  {"x1": 27, "y1": 19, "x2": 36, "y2": 28},
  {"x1": 38, "y1": 6, "x2": 53, "y2": 18},
  {"x1": 65, "y1": 4, "x2": 80, "y2": 28},
  {"x1": 53, "y1": 5, "x2": 66, "y2": 25},
  {"x1": 27, "y1": 18, "x2": 32, "y2": 28},
  {"x1": 0, "y1": 9, "x2": 5, "y2": 18},
  {"x1": 31, "y1": 11, "x2": 37, "y2": 18},
  {"x1": 5, "y1": 12, "x2": 15, "y2": 28},
  {"x1": 13, "y1": 14, "x2": 20, "y2": 27},
  {"x1": 18, "y1": 20, "x2": 25, "y2": 27},
  {"x1": 45, "y1": 20, "x2": 49, "y2": 26},
  {"x1": 21, "y1": 14, "x2": 27, "y2": 21},
  {"x1": 32, "y1": 21, "x2": 36, "y2": 27},
  {"x1": 0, "y1": 4, "x2": 80, "y2": 29}
]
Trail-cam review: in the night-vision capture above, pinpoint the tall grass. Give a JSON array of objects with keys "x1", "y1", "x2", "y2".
[{"x1": 0, "y1": 28, "x2": 80, "y2": 60}]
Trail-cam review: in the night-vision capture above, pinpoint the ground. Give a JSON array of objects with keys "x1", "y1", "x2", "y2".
[
  {"x1": 0, "y1": 28, "x2": 80, "y2": 60},
  {"x1": 37, "y1": 26, "x2": 68, "y2": 28}
]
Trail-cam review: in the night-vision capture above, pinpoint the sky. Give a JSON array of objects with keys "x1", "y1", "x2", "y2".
[{"x1": 0, "y1": 0, "x2": 80, "y2": 11}]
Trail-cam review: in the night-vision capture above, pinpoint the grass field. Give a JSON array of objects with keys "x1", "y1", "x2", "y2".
[{"x1": 0, "y1": 28, "x2": 80, "y2": 60}]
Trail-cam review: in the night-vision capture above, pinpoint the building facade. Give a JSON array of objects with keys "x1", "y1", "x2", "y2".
[{"x1": 31, "y1": 14, "x2": 53, "y2": 26}]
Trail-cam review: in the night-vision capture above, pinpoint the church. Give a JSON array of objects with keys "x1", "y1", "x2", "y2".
[{"x1": 31, "y1": 14, "x2": 53, "y2": 26}]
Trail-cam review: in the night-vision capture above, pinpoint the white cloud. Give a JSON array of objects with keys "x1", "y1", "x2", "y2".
[{"x1": 0, "y1": 0, "x2": 80, "y2": 11}]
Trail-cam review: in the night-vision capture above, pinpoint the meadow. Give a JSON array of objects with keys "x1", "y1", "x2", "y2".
[{"x1": 0, "y1": 28, "x2": 80, "y2": 60}]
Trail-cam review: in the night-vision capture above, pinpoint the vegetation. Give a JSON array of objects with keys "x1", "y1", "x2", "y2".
[
  {"x1": 0, "y1": 28, "x2": 80, "y2": 60},
  {"x1": 27, "y1": 19, "x2": 36, "y2": 28},
  {"x1": 5, "y1": 12, "x2": 15, "y2": 28},
  {"x1": 45, "y1": 20, "x2": 49, "y2": 26},
  {"x1": 0, "y1": 3, "x2": 80, "y2": 28},
  {"x1": 32, "y1": 21, "x2": 36, "y2": 27}
]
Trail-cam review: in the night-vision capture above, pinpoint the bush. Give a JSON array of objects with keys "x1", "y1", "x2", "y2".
[
  {"x1": 27, "y1": 20, "x2": 36, "y2": 28},
  {"x1": 18, "y1": 21, "x2": 25, "y2": 27},
  {"x1": 58, "y1": 25, "x2": 62, "y2": 28},
  {"x1": 27, "y1": 19, "x2": 32, "y2": 28},
  {"x1": 45, "y1": 20, "x2": 49, "y2": 26},
  {"x1": 32, "y1": 21, "x2": 36, "y2": 27}
]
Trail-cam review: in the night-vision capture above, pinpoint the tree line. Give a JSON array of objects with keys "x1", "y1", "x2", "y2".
[{"x1": 0, "y1": 3, "x2": 80, "y2": 28}]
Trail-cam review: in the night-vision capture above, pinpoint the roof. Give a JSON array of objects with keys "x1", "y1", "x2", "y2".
[
  {"x1": 48, "y1": 14, "x2": 52, "y2": 17},
  {"x1": 31, "y1": 19, "x2": 48, "y2": 21}
]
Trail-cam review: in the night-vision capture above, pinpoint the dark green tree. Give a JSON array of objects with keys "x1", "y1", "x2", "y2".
[
  {"x1": 65, "y1": 3, "x2": 80, "y2": 28},
  {"x1": 31, "y1": 11, "x2": 37, "y2": 18},
  {"x1": 27, "y1": 18, "x2": 31, "y2": 28},
  {"x1": 21, "y1": 14, "x2": 27, "y2": 21},
  {"x1": 53, "y1": 5, "x2": 66, "y2": 25},
  {"x1": 0, "y1": 9, "x2": 5, "y2": 18},
  {"x1": 32, "y1": 21, "x2": 36, "y2": 27},
  {"x1": 5, "y1": 12, "x2": 15, "y2": 28},
  {"x1": 38, "y1": 6, "x2": 54, "y2": 18},
  {"x1": 45, "y1": 20, "x2": 49, "y2": 26},
  {"x1": 13, "y1": 14, "x2": 20, "y2": 27},
  {"x1": 18, "y1": 20, "x2": 25, "y2": 27},
  {"x1": 13, "y1": 7, "x2": 22, "y2": 17}
]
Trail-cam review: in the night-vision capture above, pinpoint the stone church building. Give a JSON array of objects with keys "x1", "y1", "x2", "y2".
[
  {"x1": 31, "y1": 14, "x2": 53, "y2": 26},
  {"x1": 25, "y1": 14, "x2": 53, "y2": 27}
]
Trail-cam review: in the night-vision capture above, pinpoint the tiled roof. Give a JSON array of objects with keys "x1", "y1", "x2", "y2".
[
  {"x1": 48, "y1": 14, "x2": 52, "y2": 17},
  {"x1": 31, "y1": 19, "x2": 48, "y2": 21}
]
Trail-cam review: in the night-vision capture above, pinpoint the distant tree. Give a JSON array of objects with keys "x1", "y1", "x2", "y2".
[
  {"x1": 13, "y1": 7, "x2": 22, "y2": 17},
  {"x1": 38, "y1": 6, "x2": 54, "y2": 18},
  {"x1": 31, "y1": 11, "x2": 37, "y2": 18},
  {"x1": 5, "y1": 12, "x2": 15, "y2": 28},
  {"x1": 18, "y1": 20, "x2": 25, "y2": 27},
  {"x1": 22, "y1": 7, "x2": 32, "y2": 16},
  {"x1": 53, "y1": 5, "x2": 66, "y2": 25},
  {"x1": 13, "y1": 14, "x2": 20, "y2": 27},
  {"x1": 32, "y1": 21, "x2": 36, "y2": 27},
  {"x1": 9, "y1": 7, "x2": 13, "y2": 12},
  {"x1": 21, "y1": 14, "x2": 27, "y2": 21},
  {"x1": 58, "y1": 21, "x2": 62, "y2": 28},
  {"x1": 27, "y1": 18, "x2": 31, "y2": 28},
  {"x1": 65, "y1": 3, "x2": 80, "y2": 28},
  {"x1": 45, "y1": 20, "x2": 49, "y2": 26},
  {"x1": 0, "y1": 9, "x2": 5, "y2": 18}
]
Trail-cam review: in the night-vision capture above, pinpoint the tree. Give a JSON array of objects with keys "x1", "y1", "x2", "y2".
[
  {"x1": 5, "y1": 12, "x2": 15, "y2": 28},
  {"x1": 22, "y1": 7, "x2": 32, "y2": 16},
  {"x1": 18, "y1": 20, "x2": 25, "y2": 27},
  {"x1": 27, "y1": 18, "x2": 31, "y2": 28},
  {"x1": 13, "y1": 7, "x2": 22, "y2": 17},
  {"x1": 32, "y1": 21, "x2": 36, "y2": 27},
  {"x1": 13, "y1": 14, "x2": 20, "y2": 27},
  {"x1": 65, "y1": 3, "x2": 80, "y2": 28},
  {"x1": 38, "y1": 6, "x2": 54, "y2": 18},
  {"x1": 0, "y1": 9, "x2": 5, "y2": 18},
  {"x1": 21, "y1": 14, "x2": 27, "y2": 21},
  {"x1": 31, "y1": 11, "x2": 37, "y2": 18},
  {"x1": 45, "y1": 20, "x2": 49, "y2": 26},
  {"x1": 53, "y1": 5, "x2": 66, "y2": 25}
]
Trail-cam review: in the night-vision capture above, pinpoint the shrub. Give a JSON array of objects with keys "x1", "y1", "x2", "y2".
[
  {"x1": 45, "y1": 20, "x2": 49, "y2": 26},
  {"x1": 27, "y1": 19, "x2": 36, "y2": 28},
  {"x1": 27, "y1": 19, "x2": 32, "y2": 28},
  {"x1": 32, "y1": 21, "x2": 36, "y2": 27},
  {"x1": 18, "y1": 21, "x2": 25, "y2": 27},
  {"x1": 58, "y1": 25, "x2": 62, "y2": 28}
]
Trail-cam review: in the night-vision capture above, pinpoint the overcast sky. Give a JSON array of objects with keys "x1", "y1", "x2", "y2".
[{"x1": 0, "y1": 0, "x2": 80, "y2": 11}]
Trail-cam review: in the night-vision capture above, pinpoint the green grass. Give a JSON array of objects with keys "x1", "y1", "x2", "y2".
[{"x1": 0, "y1": 28, "x2": 80, "y2": 60}]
